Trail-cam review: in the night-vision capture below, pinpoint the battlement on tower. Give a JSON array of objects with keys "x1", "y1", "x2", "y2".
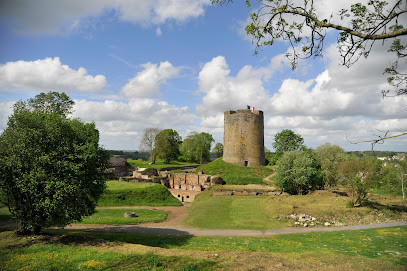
[{"x1": 225, "y1": 109, "x2": 263, "y2": 116}]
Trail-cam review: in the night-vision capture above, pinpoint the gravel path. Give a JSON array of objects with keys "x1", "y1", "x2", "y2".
[{"x1": 58, "y1": 205, "x2": 407, "y2": 237}]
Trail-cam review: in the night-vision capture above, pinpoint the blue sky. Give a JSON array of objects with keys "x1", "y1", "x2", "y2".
[{"x1": 0, "y1": 0, "x2": 406, "y2": 151}]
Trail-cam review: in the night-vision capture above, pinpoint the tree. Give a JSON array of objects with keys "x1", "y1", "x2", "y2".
[
  {"x1": 180, "y1": 132, "x2": 214, "y2": 164},
  {"x1": 0, "y1": 92, "x2": 109, "y2": 234},
  {"x1": 396, "y1": 160, "x2": 407, "y2": 201},
  {"x1": 213, "y1": 142, "x2": 224, "y2": 158},
  {"x1": 275, "y1": 149, "x2": 323, "y2": 195},
  {"x1": 338, "y1": 157, "x2": 377, "y2": 206},
  {"x1": 315, "y1": 143, "x2": 348, "y2": 189},
  {"x1": 154, "y1": 129, "x2": 182, "y2": 164},
  {"x1": 27, "y1": 91, "x2": 75, "y2": 115},
  {"x1": 139, "y1": 128, "x2": 161, "y2": 164},
  {"x1": 272, "y1": 129, "x2": 304, "y2": 158},
  {"x1": 213, "y1": 0, "x2": 407, "y2": 96}
]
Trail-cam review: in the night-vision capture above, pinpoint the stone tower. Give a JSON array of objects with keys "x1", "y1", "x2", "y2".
[{"x1": 223, "y1": 109, "x2": 265, "y2": 167}]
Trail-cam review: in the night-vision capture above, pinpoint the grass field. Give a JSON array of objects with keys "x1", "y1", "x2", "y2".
[
  {"x1": 185, "y1": 188, "x2": 407, "y2": 229},
  {"x1": 127, "y1": 159, "x2": 199, "y2": 169},
  {"x1": 0, "y1": 231, "x2": 217, "y2": 270},
  {"x1": 79, "y1": 209, "x2": 168, "y2": 225},
  {"x1": 195, "y1": 158, "x2": 274, "y2": 185},
  {"x1": 98, "y1": 181, "x2": 182, "y2": 207},
  {"x1": 1, "y1": 226, "x2": 405, "y2": 270}
]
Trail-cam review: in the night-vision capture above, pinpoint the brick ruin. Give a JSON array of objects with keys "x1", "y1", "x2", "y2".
[{"x1": 119, "y1": 167, "x2": 220, "y2": 203}]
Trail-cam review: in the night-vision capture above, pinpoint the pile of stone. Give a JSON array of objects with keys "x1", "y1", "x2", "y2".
[{"x1": 288, "y1": 214, "x2": 333, "y2": 227}]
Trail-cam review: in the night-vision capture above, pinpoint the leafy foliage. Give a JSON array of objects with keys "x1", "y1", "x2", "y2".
[
  {"x1": 154, "y1": 129, "x2": 182, "y2": 164},
  {"x1": 138, "y1": 128, "x2": 161, "y2": 163},
  {"x1": 315, "y1": 143, "x2": 348, "y2": 189},
  {"x1": 272, "y1": 129, "x2": 304, "y2": 158},
  {"x1": 180, "y1": 132, "x2": 214, "y2": 164},
  {"x1": 0, "y1": 92, "x2": 109, "y2": 234},
  {"x1": 213, "y1": 142, "x2": 224, "y2": 158},
  {"x1": 275, "y1": 150, "x2": 323, "y2": 195},
  {"x1": 338, "y1": 157, "x2": 378, "y2": 206}
]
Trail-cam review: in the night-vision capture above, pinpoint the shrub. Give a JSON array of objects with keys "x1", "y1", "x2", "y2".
[{"x1": 275, "y1": 150, "x2": 323, "y2": 195}]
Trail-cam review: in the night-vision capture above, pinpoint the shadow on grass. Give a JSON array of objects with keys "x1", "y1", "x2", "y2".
[
  {"x1": 363, "y1": 200, "x2": 407, "y2": 213},
  {"x1": 48, "y1": 226, "x2": 193, "y2": 249}
]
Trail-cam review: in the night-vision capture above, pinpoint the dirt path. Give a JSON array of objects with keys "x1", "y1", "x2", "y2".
[{"x1": 263, "y1": 172, "x2": 276, "y2": 185}]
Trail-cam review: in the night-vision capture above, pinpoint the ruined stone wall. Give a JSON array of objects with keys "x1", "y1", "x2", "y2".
[{"x1": 223, "y1": 109, "x2": 265, "y2": 167}]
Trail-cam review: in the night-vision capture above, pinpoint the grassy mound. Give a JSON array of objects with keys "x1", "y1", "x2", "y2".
[
  {"x1": 195, "y1": 158, "x2": 273, "y2": 185},
  {"x1": 98, "y1": 181, "x2": 182, "y2": 207}
]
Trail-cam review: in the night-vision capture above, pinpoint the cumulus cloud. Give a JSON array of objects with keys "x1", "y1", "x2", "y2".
[
  {"x1": 120, "y1": 61, "x2": 180, "y2": 98},
  {"x1": 196, "y1": 55, "x2": 280, "y2": 116},
  {"x1": 73, "y1": 98, "x2": 197, "y2": 149},
  {"x1": 0, "y1": 57, "x2": 107, "y2": 92},
  {"x1": 0, "y1": 0, "x2": 211, "y2": 34}
]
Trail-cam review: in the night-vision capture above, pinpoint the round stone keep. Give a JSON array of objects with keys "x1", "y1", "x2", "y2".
[{"x1": 223, "y1": 109, "x2": 265, "y2": 167}]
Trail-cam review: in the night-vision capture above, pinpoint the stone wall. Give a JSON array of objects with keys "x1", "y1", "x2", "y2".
[{"x1": 223, "y1": 109, "x2": 265, "y2": 167}]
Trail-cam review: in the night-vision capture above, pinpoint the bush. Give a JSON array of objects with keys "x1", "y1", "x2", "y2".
[{"x1": 275, "y1": 150, "x2": 323, "y2": 195}]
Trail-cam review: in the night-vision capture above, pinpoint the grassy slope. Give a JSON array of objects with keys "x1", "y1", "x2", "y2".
[
  {"x1": 185, "y1": 188, "x2": 407, "y2": 229},
  {"x1": 195, "y1": 158, "x2": 274, "y2": 185},
  {"x1": 98, "y1": 181, "x2": 182, "y2": 207}
]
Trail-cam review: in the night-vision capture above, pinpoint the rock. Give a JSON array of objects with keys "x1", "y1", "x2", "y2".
[
  {"x1": 310, "y1": 222, "x2": 315, "y2": 226},
  {"x1": 211, "y1": 175, "x2": 225, "y2": 185},
  {"x1": 289, "y1": 214, "x2": 297, "y2": 220},
  {"x1": 303, "y1": 223, "x2": 308, "y2": 227},
  {"x1": 324, "y1": 222, "x2": 331, "y2": 227},
  {"x1": 295, "y1": 222, "x2": 300, "y2": 225},
  {"x1": 311, "y1": 217, "x2": 316, "y2": 221},
  {"x1": 124, "y1": 212, "x2": 138, "y2": 218},
  {"x1": 298, "y1": 216, "x2": 307, "y2": 222}
]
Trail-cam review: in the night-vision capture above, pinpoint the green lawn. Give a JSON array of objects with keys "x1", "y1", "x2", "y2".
[
  {"x1": 195, "y1": 158, "x2": 274, "y2": 185},
  {"x1": 127, "y1": 159, "x2": 199, "y2": 169},
  {"x1": 98, "y1": 181, "x2": 182, "y2": 207},
  {"x1": 185, "y1": 188, "x2": 407, "y2": 229},
  {"x1": 185, "y1": 189, "x2": 285, "y2": 229},
  {"x1": 79, "y1": 209, "x2": 168, "y2": 225}
]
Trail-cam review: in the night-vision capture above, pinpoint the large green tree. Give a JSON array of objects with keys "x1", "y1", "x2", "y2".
[
  {"x1": 272, "y1": 129, "x2": 304, "y2": 157},
  {"x1": 315, "y1": 143, "x2": 348, "y2": 189},
  {"x1": 213, "y1": 0, "x2": 407, "y2": 96},
  {"x1": 154, "y1": 129, "x2": 182, "y2": 164},
  {"x1": 180, "y1": 132, "x2": 215, "y2": 164},
  {"x1": 275, "y1": 150, "x2": 323, "y2": 195},
  {"x1": 0, "y1": 92, "x2": 109, "y2": 234}
]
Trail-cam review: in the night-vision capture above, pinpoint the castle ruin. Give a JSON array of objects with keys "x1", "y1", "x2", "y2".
[{"x1": 223, "y1": 109, "x2": 265, "y2": 167}]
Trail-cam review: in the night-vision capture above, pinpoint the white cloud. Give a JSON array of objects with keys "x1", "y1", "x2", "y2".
[
  {"x1": 0, "y1": 101, "x2": 15, "y2": 133},
  {"x1": 0, "y1": 0, "x2": 211, "y2": 34},
  {"x1": 73, "y1": 98, "x2": 197, "y2": 149},
  {"x1": 0, "y1": 57, "x2": 107, "y2": 92},
  {"x1": 120, "y1": 61, "x2": 180, "y2": 98}
]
